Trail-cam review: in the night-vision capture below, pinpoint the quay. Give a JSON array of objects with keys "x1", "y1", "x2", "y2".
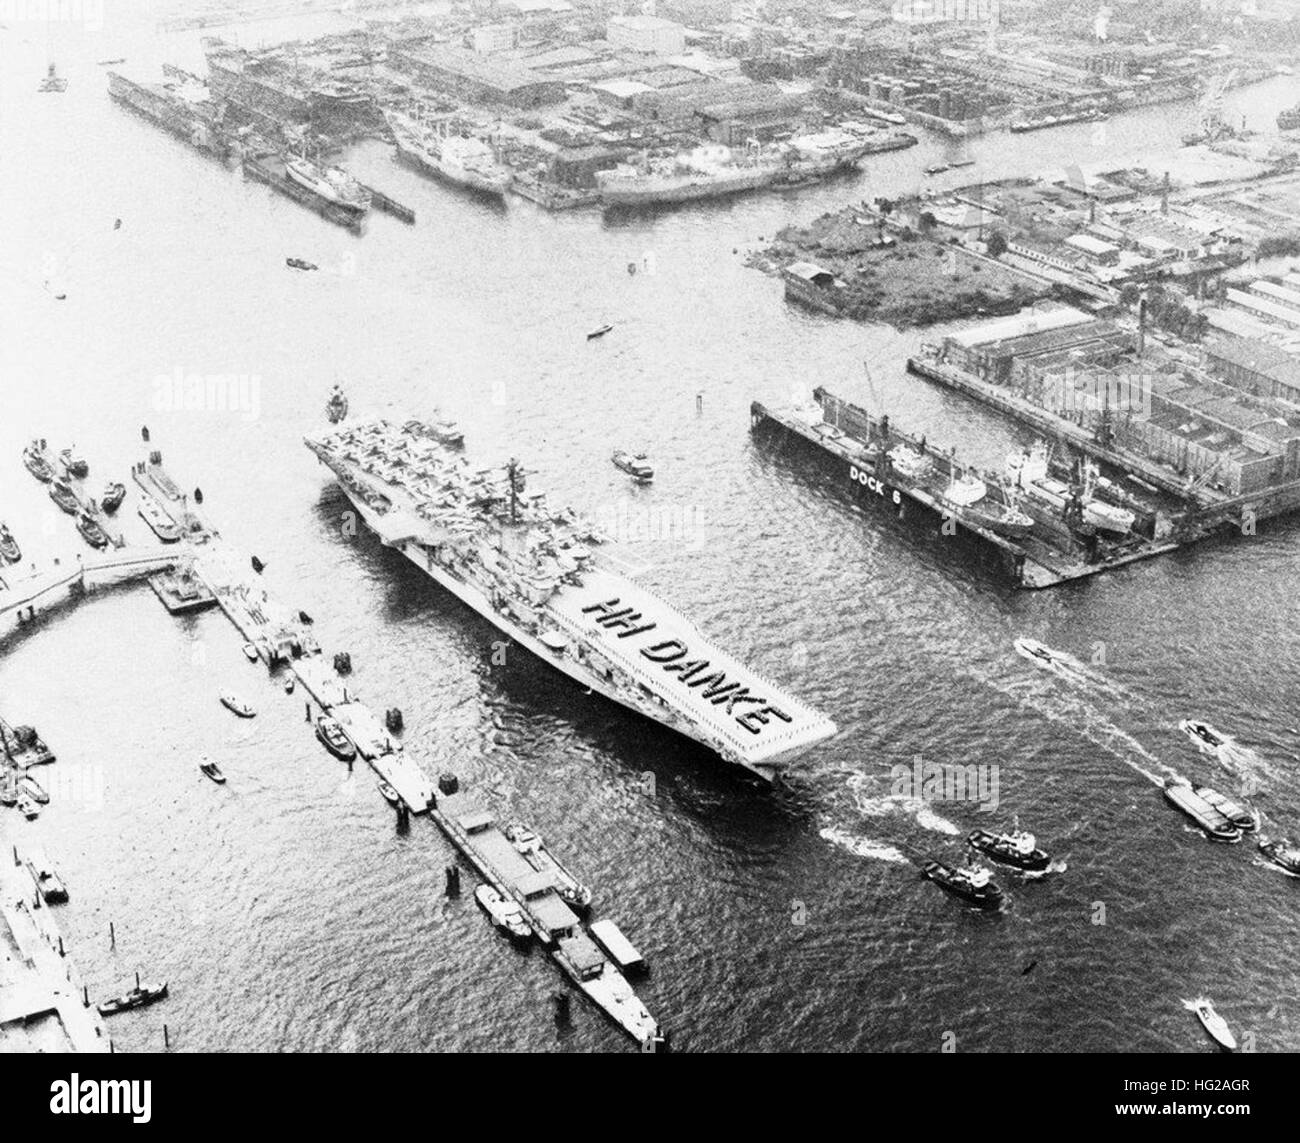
[
  {"x1": 1, "y1": 854, "x2": 109, "y2": 1052},
  {"x1": 751, "y1": 393, "x2": 1181, "y2": 590},
  {"x1": 355, "y1": 181, "x2": 415, "y2": 225}
]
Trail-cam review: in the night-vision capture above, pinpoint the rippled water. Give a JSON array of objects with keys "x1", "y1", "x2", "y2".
[{"x1": 2, "y1": 10, "x2": 1300, "y2": 1053}]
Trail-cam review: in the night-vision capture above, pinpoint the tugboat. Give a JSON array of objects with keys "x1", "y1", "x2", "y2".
[
  {"x1": 967, "y1": 828, "x2": 1050, "y2": 872},
  {"x1": 0, "y1": 522, "x2": 21, "y2": 564},
  {"x1": 59, "y1": 447, "x2": 88, "y2": 478},
  {"x1": 611, "y1": 449, "x2": 654, "y2": 483},
  {"x1": 199, "y1": 757, "x2": 226, "y2": 784},
  {"x1": 1163, "y1": 778, "x2": 1241, "y2": 843},
  {"x1": 218, "y1": 690, "x2": 256, "y2": 718},
  {"x1": 1184, "y1": 997, "x2": 1236, "y2": 1051},
  {"x1": 1257, "y1": 837, "x2": 1300, "y2": 877},
  {"x1": 100, "y1": 482, "x2": 127, "y2": 513},
  {"x1": 76, "y1": 511, "x2": 110, "y2": 549},
  {"x1": 98, "y1": 973, "x2": 168, "y2": 1017},
  {"x1": 1194, "y1": 786, "x2": 1258, "y2": 832},
  {"x1": 23, "y1": 441, "x2": 56, "y2": 482},
  {"x1": 921, "y1": 860, "x2": 1006, "y2": 910},
  {"x1": 49, "y1": 479, "x2": 79, "y2": 515},
  {"x1": 315, "y1": 716, "x2": 357, "y2": 762},
  {"x1": 474, "y1": 884, "x2": 532, "y2": 944},
  {"x1": 325, "y1": 385, "x2": 349, "y2": 425}
]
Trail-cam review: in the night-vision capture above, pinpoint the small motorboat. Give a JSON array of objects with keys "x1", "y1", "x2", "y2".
[
  {"x1": 1184, "y1": 997, "x2": 1236, "y2": 1051},
  {"x1": 298, "y1": 610, "x2": 314, "y2": 625},
  {"x1": 0, "y1": 522, "x2": 21, "y2": 564},
  {"x1": 286, "y1": 257, "x2": 318, "y2": 271},
  {"x1": 1258, "y1": 838, "x2": 1300, "y2": 877},
  {"x1": 199, "y1": 758, "x2": 227, "y2": 784},
  {"x1": 612, "y1": 449, "x2": 654, "y2": 483},
  {"x1": 23, "y1": 442, "x2": 56, "y2": 482},
  {"x1": 98, "y1": 974, "x2": 168, "y2": 1017},
  {"x1": 219, "y1": 690, "x2": 256, "y2": 718},
  {"x1": 1012, "y1": 636, "x2": 1073, "y2": 678},
  {"x1": 100, "y1": 482, "x2": 127, "y2": 513},
  {"x1": 1179, "y1": 719, "x2": 1226, "y2": 752},
  {"x1": 16, "y1": 793, "x2": 40, "y2": 820},
  {"x1": 283, "y1": 675, "x2": 295, "y2": 694},
  {"x1": 385, "y1": 707, "x2": 403, "y2": 734},
  {"x1": 474, "y1": 884, "x2": 532, "y2": 943},
  {"x1": 251, "y1": 556, "x2": 265, "y2": 574},
  {"x1": 49, "y1": 479, "x2": 80, "y2": 515},
  {"x1": 326, "y1": 386, "x2": 349, "y2": 425},
  {"x1": 241, "y1": 643, "x2": 260, "y2": 663},
  {"x1": 315, "y1": 716, "x2": 357, "y2": 762},
  {"x1": 921, "y1": 860, "x2": 1005, "y2": 910},
  {"x1": 377, "y1": 781, "x2": 401, "y2": 806},
  {"x1": 1194, "y1": 785, "x2": 1258, "y2": 833},
  {"x1": 924, "y1": 163, "x2": 950, "y2": 175},
  {"x1": 587, "y1": 323, "x2": 614, "y2": 340},
  {"x1": 76, "y1": 511, "x2": 110, "y2": 550},
  {"x1": 59, "y1": 448, "x2": 88, "y2": 478},
  {"x1": 967, "y1": 828, "x2": 1050, "y2": 872}
]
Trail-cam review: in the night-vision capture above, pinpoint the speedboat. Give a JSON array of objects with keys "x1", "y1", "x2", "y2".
[
  {"x1": 59, "y1": 447, "x2": 88, "y2": 477},
  {"x1": 921, "y1": 860, "x2": 1005, "y2": 910},
  {"x1": 1194, "y1": 785, "x2": 1258, "y2": 832},
  {"x1": 219, "y1": 690, "x2": 255, "y2": 718},
  {"x1": 315, "y1": 716, "x2": 357, "y2": 762},
  {"x1": 0, "y1": 522, "x2": 21, "y2": 564},
  {"x1": 1163, "y1": 778, "x2": 1240, "y2": 843},
  {"x1": 1179, "y1": 719, "x2": 1226, "y2": 752},
  {"x1": 612, "y1": 449, "x2": 654, "y2": 483},
  {"x1": 23, "y1": 442, "x2": 56, "y2": 482},
  {"x1": 1185, "y1": 997, "x2": 1236, "y2": 1051},
  {"x1": 1258, "y1": 838, "x2": 1300, "y2": 877},
  {"x1": 100, "y1": 482, "x2": 127, "y2": 513},
  {"x1": 1013, "y1": 636, "x2": 1065, "y2": 674},
  {"x1": 967, "y1": 828, "x2": 1050, "y2": 871},
  {"x1": 49, "y1": 479, "x2": 79, "y2": 515},
  {"x1": 199, "y1": 758, "x2": 226, "y2": 784},
  {"x1": 474, "y1": 884, "x2": 532, "y2": 943},
  {"x1": 76, "y1": 511, "x2": 109, "y2": 549}
]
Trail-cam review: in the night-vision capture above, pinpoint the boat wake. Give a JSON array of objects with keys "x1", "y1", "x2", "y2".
[
  {"x1": 1020, "y1": 858, "x2": 1068, "y2": 879},
  {"x1": 818, "y1": 825, "x2": 910, "y2": 865},
  {"x1": 846, "y1": 773, "x2": 961, "y2": 835}
]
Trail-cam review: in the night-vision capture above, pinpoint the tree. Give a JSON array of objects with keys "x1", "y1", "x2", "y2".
[{"x1": 986, "y1": 230, "x2": 1008, "y2": 259}]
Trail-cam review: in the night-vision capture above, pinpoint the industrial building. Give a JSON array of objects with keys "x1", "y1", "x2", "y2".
[{"x1": 390, "y1": 43, "x2": 566, "y2": 108}]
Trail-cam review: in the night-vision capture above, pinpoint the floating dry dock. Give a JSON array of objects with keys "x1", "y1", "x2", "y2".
[
  {"x1": 751, "y1": 391, "x2": 1182, "y2": 589},
  {"x1": 428, "y1": 787, "x2": 658, "y2": 1046}
]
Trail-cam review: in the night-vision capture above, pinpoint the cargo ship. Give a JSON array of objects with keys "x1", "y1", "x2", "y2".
[
  {"x1": 107, "y1": 68, "x2": 233, "y2": 162},
  {"x1": 1010, "y1": 107, "x2": 1108, "y2": 133},
  {"x1": 283, "y1": 155, "x2": 370, "y2": 216},
  {"x1": 385, "y1": 110, "x2": 511, "y2": 199},
  {"x1": 596, "y1": 131, "x2": 877, "y2": 208},
  {"x1": 305, "y1": 413, "x2": 836, "y2": 781},
  {"x1": 1006, "y1": 445, "x2": 1134, "y2": 535}
]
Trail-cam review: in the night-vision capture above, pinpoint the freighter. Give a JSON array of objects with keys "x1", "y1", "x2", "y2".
[
  {"x1": 304, "y1": 413, "x2": 837, "y2": 781},
  {"x1": 385, "y1": 110, "x2": 511, "y2": 199},
  {"x1": 595, "y1": 131, "x2": 875, "y2": 208},
  {"x1": 284, "y1": 155, "x2": 371, "y2": 216}
]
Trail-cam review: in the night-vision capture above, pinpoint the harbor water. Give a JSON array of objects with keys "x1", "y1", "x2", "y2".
[{"x1": 2, "y1": 11, "x2": 1300, "y2": 1052}]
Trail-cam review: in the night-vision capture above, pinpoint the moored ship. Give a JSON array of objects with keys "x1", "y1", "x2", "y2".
[
  {"x1": 107, "y1": 68, "x2": 233, "y2": 162},
  {"x1": 385, "y1": 110, "x2": 511, "y2": 199},
  {"x1": 1007, "y1": 444, "x2": 1134, "y2": 535},
  {"x1": 304, "y1": 412, "x2": 837, "y2": 781},
  {"x1": 284, "y1": 155, "x2": 370, "y2": 216}
]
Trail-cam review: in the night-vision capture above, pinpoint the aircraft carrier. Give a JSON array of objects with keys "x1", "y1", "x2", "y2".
[{"x1": 304, "y1": 415, "x2": 837, "y2": 781}]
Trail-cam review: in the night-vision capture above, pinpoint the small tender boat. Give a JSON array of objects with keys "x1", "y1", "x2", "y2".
[
  {"x1": 76, "y1": 511, "x2": 110, "y2": 550},
  {"x1": 587, "y1": 323, "x2": 614, "y2": 340},
  {"x1": 612, "y1": 449, "x2": 654, "y2": 483},
  {"x1": 1194, "y1": 785, "x2": 1258, "y2": 833},
  {"x1": 100, "y1": 482, "x2": 127, "y2": 513},
  {"x1": 0, "y1": 522, "x2": 21, "y2": 564},
  {"x1": 921, "y1": 860, "x2": 1005, "y2": 910},
  {"x1": 59, "y1": 448, "x2": 88, "y2": 478},
  {"x1": 241, "y1": 643, "x2": 260, "y2": 663},
  {"x1": 315, "y1": 716, "x2": 357, "y2": 762},
  {"x1": 23, "y1": 442, "x2": 56, "y2": 482},
  {"x1": 49, "y1": 479, "x2": 80, "y2": 515},
  {"x1": 474, "y1": 884, "x2": 532, "y2": 943},
  {"x1": 98, "y1": 974, "x2": 169, "y2": 1017},
  {"x1": 1258, "y1": 838, "x2": 1300, "y2": 877},
  {"x1": 1179, "y1": 719, "x2": 1226, "y2": 752},
  {"x1": 286, "y1": 257, "x2": 318, "y2": 271},
  {"x1": 1185, "y1": 997, "x2": 1236, "y2": 1051},
  {"x1": 967, "y1": 828, "x2": 1050, "y2": 872},
  {"x1": 219, "y1": 690, "x2": 256, "y2": 718},
  {"x1": 1163, "y1": 779, "x2": 1240, "y2": 843},
  {"x1": 16, "y1": 793, "x2": 40, "y2": 820},
  {"x1": 199, "y1": 758, "x2": 226, "y2": 784},
  {"x1": 377, "y1": 781, "x2": 401, "y2": 806}
]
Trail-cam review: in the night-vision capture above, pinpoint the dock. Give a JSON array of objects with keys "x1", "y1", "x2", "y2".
[{"x1": 356, "y1": 181, "x2": 415, "y2": 224}]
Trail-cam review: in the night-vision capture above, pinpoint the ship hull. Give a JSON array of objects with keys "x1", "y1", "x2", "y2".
[
  {"x1": 393, "y1": 136, "x2": 510, "y2": 199},
  {"x1": 285, "y1": 162, "x2": 368, "y2": 214},
  {"x1": 323, "y1": 480, "x2": 801, "y2": 781},
  {"x1": 107, "y1": 72, "x2": 231, "y2": 161},
  {"x1": 599, "y1": 166, "x2": 779, "y2": 207}
]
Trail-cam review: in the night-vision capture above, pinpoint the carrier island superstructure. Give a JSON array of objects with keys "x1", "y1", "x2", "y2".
[{"x1": 304, "y1": 416, "x2": 837, "y2": 781}]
